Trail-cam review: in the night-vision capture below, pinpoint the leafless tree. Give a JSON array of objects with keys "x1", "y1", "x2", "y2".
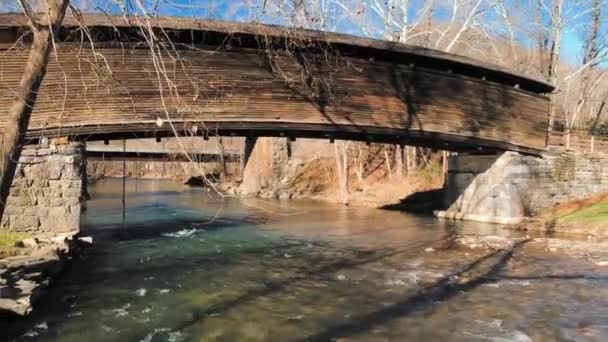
[
  {"x1": 566, "y1": 0, "x2": 607, "y2": 128},
  {"x1": 333, "y1": 140, "x2": 350, "y2": 204},
  {"x1": 0, "y1": 0, "x2": 70, "y2": 222}
]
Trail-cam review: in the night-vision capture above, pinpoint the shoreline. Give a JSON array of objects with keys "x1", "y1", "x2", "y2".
[
  {"x1": 95, "y1": 176, "x2": 608, "y2": 237},
  {"x1": 0, "y1": 232, "x2": 91, "y2": 317},
  {"x1": 3, "y1": 177, "x2": 607, "y2": 321}
]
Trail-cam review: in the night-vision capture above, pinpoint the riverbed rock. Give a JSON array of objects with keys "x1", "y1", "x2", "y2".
[
  {"x1": 278, "y1": 192, "x2": 293, "y2": 200},
  {"x1": 0, "y1": 233, "x2": 83, "y2": 316},
  {"x1": 16, "y1": 238, "x2": 38, "y2": 249},
  {"x1": 0, "y1": 297, "x2": 32, "y2": 316},
  {"x1": 456, "y1": 236, "x2": 519, "y2": 250},
  {"x1": 77, "y1": 236, "x2": 93, "y2": 246}
]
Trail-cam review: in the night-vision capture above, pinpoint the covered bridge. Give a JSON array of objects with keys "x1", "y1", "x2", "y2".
[{"x1": 0, "y1": 13, "x2": 553, "y2": 153}]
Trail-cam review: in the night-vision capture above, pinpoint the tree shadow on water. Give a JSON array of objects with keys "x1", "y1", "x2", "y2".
[
  {"x1": 303, "y1": 239, "x2": 531, "y2": 341},
  {"x1": 167, "y1": 235, "x2": 458, "y2": 334}
]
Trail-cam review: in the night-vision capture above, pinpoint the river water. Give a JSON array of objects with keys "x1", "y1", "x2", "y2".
[{"x1": 3, "y1": 178, "x2": 608, "y2": 341}]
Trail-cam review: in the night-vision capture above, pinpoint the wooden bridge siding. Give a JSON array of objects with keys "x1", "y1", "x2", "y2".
[{"x1": 0, "y1": 44, "x2": 549, "y2": 150}]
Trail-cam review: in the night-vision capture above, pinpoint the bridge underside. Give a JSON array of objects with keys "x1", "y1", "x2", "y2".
[
  {"x1": 51, "y1": 122, "x2": 537, "y2": 154},
  {"x1": 0, "y1": 16, "x2": 552, "y2": 154}
]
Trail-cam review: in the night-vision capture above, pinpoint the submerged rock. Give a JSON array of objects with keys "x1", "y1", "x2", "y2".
[
  {"x1": 184, "y1": 174, "x2": 219, "y2": 187},
  {"x1": 456, "y1": 236, "x2": 521, "y2": 250},
  {"x1": 0, "y1": 232, "x2": 83, "y2": 316}
]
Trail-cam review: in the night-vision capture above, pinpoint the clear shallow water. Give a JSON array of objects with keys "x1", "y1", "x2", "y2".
[{"x1": 3, "y1": 178, "x2": 608, "y2": 341}]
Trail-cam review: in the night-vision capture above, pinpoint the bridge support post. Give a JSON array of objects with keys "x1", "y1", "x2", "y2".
[
  {"x1": 0, "y1": 142, "x2": 86, "y2": 234},
  {"x1": 239, "y1": 137, "x2": 290, "y2": 196}
]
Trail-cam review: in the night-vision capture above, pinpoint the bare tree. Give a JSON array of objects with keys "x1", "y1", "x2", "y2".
[
  {"x1": 568, "y1": 0, "x2": 607, "y2": 128},
  {"x1": 0, "y1": 0, "x2": 70, "y2": 222},
  {"x1": 334, "y1": 141, "x2": 350, "y2": 204}
]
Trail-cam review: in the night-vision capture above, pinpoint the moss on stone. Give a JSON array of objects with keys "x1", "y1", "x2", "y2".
[{"x1": 0, "y1": 231, "x2": 30, "y2": 258}]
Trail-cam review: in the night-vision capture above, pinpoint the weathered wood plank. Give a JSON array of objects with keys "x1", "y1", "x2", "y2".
[{"x1": 0, "y1": 13, "x2": 554, "y2": 93}]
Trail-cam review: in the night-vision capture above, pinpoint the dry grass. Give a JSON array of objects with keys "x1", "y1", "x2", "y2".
[
  {"x1": 286, "y1": 156, "x2": 336, "y2": 196},
  {"x1": 285, "y1": 155, "x2": 444, "y2": 207}
]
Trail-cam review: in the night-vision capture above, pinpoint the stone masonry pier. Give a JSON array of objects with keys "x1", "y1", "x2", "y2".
[
  {"x1": 0, "y1": 142, "x2": 85, "y2": 234},
  {"x1": 437, "y1": 151, "x2": 608, "y2": 224}
]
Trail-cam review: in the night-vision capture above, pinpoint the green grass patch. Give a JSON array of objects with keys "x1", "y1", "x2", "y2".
[
  {"x1": 558, "y1": 200, "x2": 608, "y2": 226},
  {"x1": 0, "y1": 231, "x2": 30, "y2": 258}
]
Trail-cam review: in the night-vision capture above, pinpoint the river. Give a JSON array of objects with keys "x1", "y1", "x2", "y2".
[{"x1": 2, "y1": 178, "x2": 608, "y2": 341}]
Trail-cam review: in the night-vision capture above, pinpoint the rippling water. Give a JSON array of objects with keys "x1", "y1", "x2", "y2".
[{"x1": 3, "y1": 179, "x2": 608, "y2": 341}]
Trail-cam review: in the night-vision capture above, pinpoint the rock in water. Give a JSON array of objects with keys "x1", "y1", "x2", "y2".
[
  {"x1": 77, "y1": 236, "x2": 93, "y2": 246},
  {"x1": 184, "y1": 174, "x2": 220, "y2": 187}
]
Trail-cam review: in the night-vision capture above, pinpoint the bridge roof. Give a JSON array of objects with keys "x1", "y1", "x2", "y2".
[{"x1": 0, "y1": 13, "x2": 553, "y2": 94}]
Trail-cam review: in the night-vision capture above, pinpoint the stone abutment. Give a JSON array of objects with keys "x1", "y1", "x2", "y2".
[
  {"x1": 0, "y1": 142, "x2": 85, "y2": 234},
  {"x1": 437, "y1": 151, "x2": 608, "y2": 224}
]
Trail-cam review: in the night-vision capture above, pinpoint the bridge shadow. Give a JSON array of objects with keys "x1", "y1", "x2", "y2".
[
  {"x1": 380, "y1": 188, "x2": 447, "y2": 215},
  {"x1": 302, "y1": 239, "x2": 530, "y2": 341},
  {"x1": 254, "y1": 47, "x2": 518, "y2": 151},
  {"x1": 166, "y1": 232, "x2": 459, "y2": 335},
  {"x1": 355, "y1": 59, "x2": 517, "y2": 149}
]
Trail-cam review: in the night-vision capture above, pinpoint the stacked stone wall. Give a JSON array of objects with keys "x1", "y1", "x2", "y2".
[
  {"x1": 0, "y1": 143, "x2": 85, "y2": 233},
  {"x1": 527, "y1": 153, "x2": 608, "y2": 209},
  {"x1": 438, "y1": 151, "x2": 608, "y2": 224}
]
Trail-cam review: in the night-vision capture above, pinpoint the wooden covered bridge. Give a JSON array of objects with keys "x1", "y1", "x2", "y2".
[{"x1": 0, "y1": 13, "x2": 553, "y2": 154}]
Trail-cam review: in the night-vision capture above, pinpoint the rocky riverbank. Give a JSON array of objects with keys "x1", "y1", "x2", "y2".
[
  {"x1": 455, "y1": 234, "x2": 608, "y2": 267},
  {"x1": 0, "y1": 232, "x2": 91, "y2": 316},
  {"x1": 508, "y1": 193, "x2": 608, "y2": 237}
]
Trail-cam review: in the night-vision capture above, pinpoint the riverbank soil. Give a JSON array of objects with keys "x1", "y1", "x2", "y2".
[
  {"x1": 226, "y1": 143, "x2": 444, "y2": 208},
  {"x1": 514, "y1": 193, "x2": 608, "y2": 236},
  {"x1": 269, "y1": 156, "x2": 443, "y2": 208}
]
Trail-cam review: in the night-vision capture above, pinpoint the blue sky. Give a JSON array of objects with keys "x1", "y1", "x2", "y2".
[
  {"x1": 563, "y1": 31, "x2": 584, "y2": 64},
  {"x1": 0, "y1": 0, "x2": 595, "y2": 65}
]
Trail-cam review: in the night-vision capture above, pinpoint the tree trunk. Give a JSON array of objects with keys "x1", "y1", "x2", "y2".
[
  {"x1": 570, "y1": 0, "x2": 601, "y2": 128},
  {"x1": 334, "y1": 142, "x2": 349, "y2": 204},
  {"x1": 0, "y1": 0, "x2": 69, "y2": 222},
  {"x1": 217, "y1": 137, "x2": 227, "y2": 177},
  {"x1": 442, "y1": 150, "x2": 448, "y2": 185},
  {"x1": 395, "y1": 145, "x2": 403, "y2": 177},
  {"x1": 384, "y1": 150, "x2": 392, "y2": 177},
  {"x1": 355, "y1": 144, "x2": 364, "y2": 182},
  {"x1": 546, "y1": 0, "x2": 564, "y2": 130},
  {"x1": 406, "y1": 146, "x2": 417, "y2": 172}
]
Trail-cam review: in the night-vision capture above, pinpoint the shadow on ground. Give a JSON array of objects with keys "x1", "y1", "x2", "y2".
[
  {"x1": 380, "y1": 188, "x2": 447, "y2": 215},
  {"x1": 303, "y1": 239, "x2": 531, "y2": 341}
]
